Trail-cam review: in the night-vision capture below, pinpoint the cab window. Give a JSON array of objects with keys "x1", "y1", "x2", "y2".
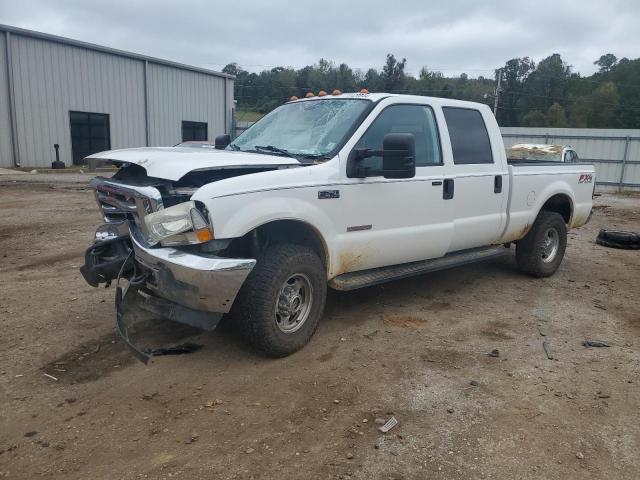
[
  {"x1": 443, "y1": 107, "x2": 494, "y2": 165},
  {"x1": 355, "y1": 104, "x2": 442, "y2": 171}
]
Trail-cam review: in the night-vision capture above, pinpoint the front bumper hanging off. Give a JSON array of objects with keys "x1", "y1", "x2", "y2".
[
  {"x1": 82, "y1": 224, "x2": 256, "y2": 363},
  {"x1": 129, "y1": 231, "x2": 256, "y2": 315}
]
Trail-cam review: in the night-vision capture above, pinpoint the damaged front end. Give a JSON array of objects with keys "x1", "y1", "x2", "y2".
[
  {"x1": 80, "y1": 171, "x2": 255, "y2": 363},
  {"x1": 80, "y1": 223, "x2": 132, "y2": 287}
]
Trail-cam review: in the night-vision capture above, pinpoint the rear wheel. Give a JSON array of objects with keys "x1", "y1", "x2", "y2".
[
  {"x1": 516, "y1": 211, "x2": 567, "y2": 277},
  {"x1": 232, "y1": 243, "x2": 327, "y2": 357}
]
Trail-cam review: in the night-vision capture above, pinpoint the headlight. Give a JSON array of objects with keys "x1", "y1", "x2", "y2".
[{"x1": 144, "y1": 201, "x2": 213, "y2": 246}]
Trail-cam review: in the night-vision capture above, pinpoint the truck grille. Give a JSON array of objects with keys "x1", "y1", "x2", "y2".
[{"x1": 90, "y1": 177, "x2": 165, "y2": 237}]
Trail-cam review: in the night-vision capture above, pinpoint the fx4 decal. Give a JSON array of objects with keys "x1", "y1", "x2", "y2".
[{"x1": 578, "y1": 173, "x2": 593, "y2": 184}]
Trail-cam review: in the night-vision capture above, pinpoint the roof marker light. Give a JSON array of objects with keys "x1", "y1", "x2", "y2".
[
  {"x1": 305, "y1": 92, "x2": 315, "y2": 98},
  {"x1": 318, "y1": 90, "x2": 327, "y2": 97},
  {"x1": 289, "y1": 95, "x2": 299, "y2": 101},
  {"x1": 360, "y1": 88, "x2": 369, "y2": 94},
  {"x1": 332, "y1": 89, "x2": 342, "y2": 96}
]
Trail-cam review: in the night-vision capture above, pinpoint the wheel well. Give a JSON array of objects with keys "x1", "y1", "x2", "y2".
[
  {"x1": 540, "y1": 194, "x2": 572, "y2": 224},
  {"x1": 227, "y1": 220, "x2": 328, "y2": 268}
]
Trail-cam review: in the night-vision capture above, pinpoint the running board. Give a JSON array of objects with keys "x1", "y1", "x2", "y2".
[{"x1": 329, "y1": 246, "x2": 509, "y2": 291}]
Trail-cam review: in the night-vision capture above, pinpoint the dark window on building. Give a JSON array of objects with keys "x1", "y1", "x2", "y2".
[
  {"x1": 182, "y1": 121, "x2": 208, "y2": 141},
  {"x1": 69, "y1": 111, "x2": 110, "y2": 165},
  {"x1": 442, "y1": 107, "x2": 494, "y2": 164},
  {"x1": 355, "y1": 104, "x2": 442, "y2": 171}
]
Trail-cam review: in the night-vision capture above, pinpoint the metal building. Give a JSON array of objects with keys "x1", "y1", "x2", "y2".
[{"x1": 0, "y1": 24, "x2": 234, "y2": 168}]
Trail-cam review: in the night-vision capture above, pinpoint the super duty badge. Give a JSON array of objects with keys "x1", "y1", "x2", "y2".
[{"x1": 318, "y1": 190, "x2": 340, "y2": 199}]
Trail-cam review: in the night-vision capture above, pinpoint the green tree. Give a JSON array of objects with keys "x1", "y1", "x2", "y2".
[
  {"x1": 587, "y1": 82, "x2": 620, "y2": 127},
  {"x1": 598, "y1": 57, "x2": 640, "y2": 127},
  {"x1": 594, "y1": 54, "x2": 618, "y2": 73},
  {"x1": 546, "y1": 102, "x2": 568, "y2": 127},
  {"x1": 521, "y1": 110, "x2": 547, "y2": 127},
  {"x1": 381, "y1": 54, "x2": 407, "y2": 92},
  {"x1": 523, "y1": 54, "x2": 571, "y2": 115},
  {"x1": 222, "y1": 62, "x2": 245, "y2": 76},
  {"x1": 336, "y1": 63, "x2": 357, "y2": 92},
  {"x1": 363, "y1": 68, "x2": 382, "y2": 91},
  {"x1": 228, "y1": 52, "x2": 640, "y2": 128},
  {"x1": 496, "y1": 57, "x2": 535, "y2": 126}
]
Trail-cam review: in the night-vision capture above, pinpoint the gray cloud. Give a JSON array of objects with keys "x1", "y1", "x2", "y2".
[{"x1": 2, "y1": 0, "x2": 638, "y2": 77}]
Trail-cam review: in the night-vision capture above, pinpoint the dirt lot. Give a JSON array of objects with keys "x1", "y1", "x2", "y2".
[{"x1": 1, "y1": 179, "x2": 639, "y2": 479}]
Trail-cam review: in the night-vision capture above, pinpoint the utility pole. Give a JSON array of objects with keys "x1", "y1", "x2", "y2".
[{"x1": 493, "y1": 68, "x2": 502, "y2": 116}]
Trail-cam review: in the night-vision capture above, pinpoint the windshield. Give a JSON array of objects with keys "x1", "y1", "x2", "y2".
[{"x1": 230, "y1": 99, "x2": 370, "y2": 159}]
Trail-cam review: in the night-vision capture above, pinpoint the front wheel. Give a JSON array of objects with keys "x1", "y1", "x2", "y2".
[
  {"x1": 516, "y1": 211, "x2": 567, "y2": 277},
  {"x1": 232, "y1": 243, "x2": 327, "y2": 357}
]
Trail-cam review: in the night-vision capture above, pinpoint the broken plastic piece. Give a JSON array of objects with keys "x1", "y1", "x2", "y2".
[
  {"x1": 146, "y1": 343, "x2": 203, "y2": 357},
  {"x1": 582, "y1": 340, "x2": 610, "y2": 348},
  {"x1": 378, "y1": 416, "x2": 398, "y2": 433}
]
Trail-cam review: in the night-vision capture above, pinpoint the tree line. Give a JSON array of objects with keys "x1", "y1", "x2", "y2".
[{"x1": 223, "y1": 53, "x2": 640, "y2": 128}]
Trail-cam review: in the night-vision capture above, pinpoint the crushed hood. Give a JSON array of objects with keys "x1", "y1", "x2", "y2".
[{"x1": 87, "y1": 147, "x2": 300, "y2": 181}]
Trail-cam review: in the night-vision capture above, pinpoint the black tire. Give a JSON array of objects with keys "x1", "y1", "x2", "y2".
[
  {"x1": 516, "y1": 211, "x2": 567, "y2": 277},
  {"x1": 596, "y1": 229, "x2": 640, "y2": 249},
  {"x1": 231, "y1": 243, "x2": 327, "y2": 357}
]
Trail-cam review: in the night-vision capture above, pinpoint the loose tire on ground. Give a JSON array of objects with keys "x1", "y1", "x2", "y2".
[
  {"x1": 516, "y1": 211, "x2": 567, "y2": 277},
  {"x1": 231, "y1": 243, "x2": 327, "y2": 357},
  {"x1": 596, "y1": 229, "x2": 640, "y2": 249}
]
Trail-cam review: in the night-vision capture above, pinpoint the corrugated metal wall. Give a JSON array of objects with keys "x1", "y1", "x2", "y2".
[
  {"x1": 0, "y1": 26, "x2": 233, "y2": 168},
  {"x1": 147, "y1": 63, "x2": 228, "y2": 146},
  {"x1": 501, "y1": 127, "x2": 640, "y2": 191},
  {"x1": 0, "y1": 33, "x2": 14, "y2": 167},
  {"x1": 9, "y1": 35, "x2": 147, "y2": 167}
]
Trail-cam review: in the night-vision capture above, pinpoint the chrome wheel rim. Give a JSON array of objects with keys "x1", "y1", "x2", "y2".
[
  {"x1": 541, "y1": 228, "x2": 559, "y2": 263},
  {"x1": 275, "y1": 273, "x2": 313, "y2": 333}
]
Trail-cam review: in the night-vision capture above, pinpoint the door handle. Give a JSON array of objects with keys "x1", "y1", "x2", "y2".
[
  {"x1": 443, "y1": 178, "x2": 454, "y2": 200},
  {"x1": 494, "y1": 175, "x2": 503, "y2": 194}
]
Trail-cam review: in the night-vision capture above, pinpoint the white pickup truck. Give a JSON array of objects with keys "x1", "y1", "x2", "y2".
[{"x1": 80, "y1": 92, "x2": 595, "y2": 362}]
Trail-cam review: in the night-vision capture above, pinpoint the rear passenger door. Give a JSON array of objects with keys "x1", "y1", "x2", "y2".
[{"x1": 441, "y1": 107, "x2": 507, "y2": 252}]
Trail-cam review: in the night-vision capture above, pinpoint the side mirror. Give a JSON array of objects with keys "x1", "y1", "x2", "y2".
[
  {"x1": 382, "y1": 133, "x2": 415, "y2": 179},
  {"x1": 347, "y1": 133, "x2": 416, "y2": 179},
  {"x1": 215, "y1": 134, "x2": 231, "y2": 150}
]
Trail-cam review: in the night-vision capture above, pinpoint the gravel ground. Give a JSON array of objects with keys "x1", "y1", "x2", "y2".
[{"x1": 0, "y1": 180, "x2": 639, "y2": 480}]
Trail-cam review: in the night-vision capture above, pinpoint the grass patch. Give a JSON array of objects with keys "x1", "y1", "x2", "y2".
[{"x1": 236, "y1": 110, "x2": 265, "y2": 123}]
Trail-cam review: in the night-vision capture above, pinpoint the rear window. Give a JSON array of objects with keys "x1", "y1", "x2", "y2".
[{"x1": 443, "y1": 107, "x2": 493, "y2": 165}]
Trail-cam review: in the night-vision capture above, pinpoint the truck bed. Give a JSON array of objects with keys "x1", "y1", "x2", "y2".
[{"x1": 498, "y1": 161, "x2": 595, "y2": 244}]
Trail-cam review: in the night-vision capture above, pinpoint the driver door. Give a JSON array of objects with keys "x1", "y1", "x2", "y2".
[{"x1": 330, "y1": 103, "x2": 454, "y2": 275}]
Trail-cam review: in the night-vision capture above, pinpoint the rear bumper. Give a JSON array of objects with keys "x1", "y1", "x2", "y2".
[{"x1": 130, "y1": 231, "x2": 255, "y2": 314}]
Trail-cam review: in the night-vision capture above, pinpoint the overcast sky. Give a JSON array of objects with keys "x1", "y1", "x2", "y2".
[{"x1": 2, "y1": 0, "x2": 638, "y2": 78}]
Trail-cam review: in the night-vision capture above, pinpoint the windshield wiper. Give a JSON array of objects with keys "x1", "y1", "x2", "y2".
[
  {"x1": 228, "y1": 144, "x2": 241, "y2": 151},
  {"x1": 253, "y1": 145, "x2": 297, "y2": 158},
  {"x1": 252, "y1": 145, "x2": 327, "y2": 165},
  {"x1": 251, "y1": 145, "x2": 312, "y2": 164}
]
